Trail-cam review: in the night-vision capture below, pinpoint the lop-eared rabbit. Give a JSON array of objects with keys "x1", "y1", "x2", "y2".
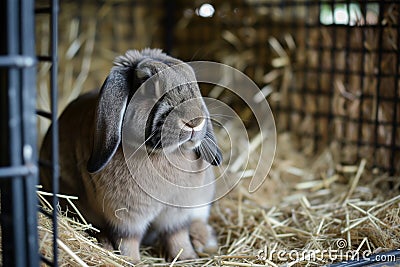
[{"x1": 40, "y1": 49, "x2": 222, "y2": 262}]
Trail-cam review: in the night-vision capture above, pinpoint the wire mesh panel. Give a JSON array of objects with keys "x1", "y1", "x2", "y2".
[
  {"x1": 0, "y1": 0, "x2": 39, "y2": 266},
  {"x1": 169, "y1": 0, "x2": 400, "y2": 175}
]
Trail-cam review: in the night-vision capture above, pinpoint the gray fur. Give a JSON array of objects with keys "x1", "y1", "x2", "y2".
[{"x1": 40, "y1": 49, "x2": 220, "y2": 262}]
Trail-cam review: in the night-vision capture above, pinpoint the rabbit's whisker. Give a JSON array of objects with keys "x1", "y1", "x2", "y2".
[{"x1": 204, "y1": 134, "x2": 218, "y2": 147}]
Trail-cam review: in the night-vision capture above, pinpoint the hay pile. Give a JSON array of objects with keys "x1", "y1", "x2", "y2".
[{"x1": 37, "y1": 130, "x2": 400, "y2": 266}]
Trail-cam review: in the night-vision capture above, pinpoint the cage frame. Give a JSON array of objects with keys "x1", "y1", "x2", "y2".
[{"x1": 0, "y1": 0, "x2": 59, "y2": 266}]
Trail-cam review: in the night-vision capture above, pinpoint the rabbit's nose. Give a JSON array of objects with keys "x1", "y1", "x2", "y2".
[{"x1": 181, "y1": 117, "x2": 205, "y2": 132}]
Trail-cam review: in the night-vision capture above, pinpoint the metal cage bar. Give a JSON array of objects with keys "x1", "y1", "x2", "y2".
[
  {"x1": 0, "y1": 0, "x2": 39, "y2": 266},
  {"x1": 390, "y1": 3, "x2": 400, "y2": 176},
  {"x1": 0, "y1": 0, "x2": 59, "y2": 265},
  {"x1": 372, "y1": 2, "x2": 385, "y2": 170},
  {"x1": 50, "y1": 0, "x2": 60, "y2": 265},
  {"x1": 36, "y1": 0, "x2": 60, "y2": 265}
]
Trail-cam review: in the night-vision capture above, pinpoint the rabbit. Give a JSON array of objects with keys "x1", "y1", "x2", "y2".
[{"x1": 40, "y1": 48, "x2": 222, "y2": 262}]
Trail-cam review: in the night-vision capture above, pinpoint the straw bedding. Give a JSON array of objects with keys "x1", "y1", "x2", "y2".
[
  {"x1": 37, "y1": 130, "x2": 400, "y2": 266},
  {"x1": 34, "y1": 1, "x2": 400, "y2": 266}
]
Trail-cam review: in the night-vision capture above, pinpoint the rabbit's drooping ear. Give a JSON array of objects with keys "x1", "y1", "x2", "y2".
[
  {"x1": 196, "y1": 120, "x2": 223, "y2": 166},
  {"x1": 87, "y1": 67, "x2": 131, "y2": 173}
]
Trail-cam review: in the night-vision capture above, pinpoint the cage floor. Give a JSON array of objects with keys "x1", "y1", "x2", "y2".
[{"x1": 36, "y1": 132, "x2": 400, "y2": 266}]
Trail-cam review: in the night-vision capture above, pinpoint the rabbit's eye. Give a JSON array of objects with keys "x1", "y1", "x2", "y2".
[
  {"x1": 151, "y1": 104, "x2": 173, "y2": 129},
  {"x1": 158, "y1": 107, "x2": 173, "y2": 122}
]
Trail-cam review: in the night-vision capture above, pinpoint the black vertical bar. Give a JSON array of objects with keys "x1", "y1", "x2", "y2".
[
  {"x1": 50, "y1": 0, "x2": 60, "y2": 265},
  {"x1": 6, "y1": 0, "x2": 22, "y2": 170},
  {"x1": 21, "y1": 0, "x2": 39, "y2": 264},
  {"x1": 357, "y1": 0, "x2": 367, "y2": 162},
  {"x1": 300, "y1": 0, "x2": 310, "y2": 145},
  {"x1": 336, "y1": 0, "x2": 345, "y2": 156},
  {"x1": 314, "y1": 2, "x2": 323, "y2": 152},
  {"x1": 0, "y1": 0, "x2": 10, "y2": 262},
  {"x1": 1, "y1": 0, "x2": 25, "y2": 265},
  {"x1": 328, "y1": 0, "x2": 337, "y2": 146},
  {"x1": 373, "y1": 1, "x2": 385, "y2": 170},
  {"x1": 1, "y1": 0, "x2": 39, "y2": 265},
  {"x1": 0, "y1": 0, "x2": 7, "y2": 160},
  {"x1": 286, "y1": 1, "x2": 296, "y2": 133},
  {"x1": 164, "y1": 0, "x2": 175, "y2": 54},
  {"x1": 390, "y1": 6, "x2": 399, "y2": 175},
  {"x1": 342, "y1": 0, "x2": 351, "y2": 160},
  {"x1": 271, "y1": 0, "x2": 282, "y2": 130}
]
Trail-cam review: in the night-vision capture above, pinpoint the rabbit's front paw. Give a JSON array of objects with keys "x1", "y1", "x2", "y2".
[
  {"x1": 166, "y1": 227, "x2": 198, "y2": 261},
  {"x1": 118, "y1": 236, "x2": 141, "y2": 263},
  {"x1": 190, "y1": 219, "x2": 218, "y2": 253}
]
